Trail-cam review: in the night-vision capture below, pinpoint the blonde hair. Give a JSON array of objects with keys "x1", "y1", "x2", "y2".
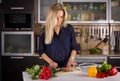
[{"x1": 45, "y1": 3, "x2": 68, "y2": 44}]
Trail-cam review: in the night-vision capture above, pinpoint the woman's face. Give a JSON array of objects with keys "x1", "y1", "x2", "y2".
[{"x1": 56, "y1": 10, "x2": 64, "y2": 26}]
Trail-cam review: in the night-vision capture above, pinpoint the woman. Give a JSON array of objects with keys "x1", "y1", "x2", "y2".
[{"x1": 38, "y1": 3, "x2": 78, "y2": 68}]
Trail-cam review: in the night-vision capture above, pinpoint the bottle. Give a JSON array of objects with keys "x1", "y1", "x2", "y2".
[
  {"x1": 90, "y1": 12, "x2": 94, "y2": 21},
  {"x1": 68, "y1": 14, "x2": 72, "y2": 21},
  {"x1": 96, "y1": 37, "x2": 108, "y2": 50},
  {"x1": 90, "y1": 2, "x2": 93, "y2": 10},
  {"x1": 77, "y1": 13, "x2": 81, "y2": 21}
]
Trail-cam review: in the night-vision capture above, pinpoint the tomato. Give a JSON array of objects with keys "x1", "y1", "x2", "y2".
[
  {"x1": 88, "y1": 66, "x2": 97, "y2": 77},
  {"x1": 61, "y1": 67, "x2": 72, "y2": 71},
  {"x1": 96, "y1": 72, "x2": 105, "y2": 78}
]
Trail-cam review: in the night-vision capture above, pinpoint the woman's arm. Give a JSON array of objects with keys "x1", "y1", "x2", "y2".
[
  {"x1": 41, "y1": 53, "x2": 58, "y2": 68},
  {"x1": 38, "y1": 30, "x2": 58, "y2": 68},
  {"x1": 41, "y1": 53, "x2": 53, "y2": 64},
  {"x1": 67, "y1": 50, "x2": 77, "y2": 67},
  {"x1": 67, "y1": 25, "x2": 78, "y2": 67},
  {"x1": 68, "y1": 50, "x2": 77, "y2": 62}
]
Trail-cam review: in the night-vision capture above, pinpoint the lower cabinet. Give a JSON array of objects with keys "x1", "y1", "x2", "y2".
[
  {"x1": 33, "y1": 56, "x2": 47, "y2": 65},
  {"x1": 1, "y1": 56, "x2": 47, "y2": 81},
  {"x1": 2, "y1": 56, "x2": 120, "y2": 81},
  {"x1": 1, "y1": 56, "x2": 34, "y2": 81},
  {"x1": 107, "y1": 56, "x2": 120, "y2": 72}
]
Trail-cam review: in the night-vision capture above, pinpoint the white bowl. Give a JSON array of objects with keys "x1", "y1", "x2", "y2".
[{"x1": 79, "y1": 63, "x2": 98, "y2": 72}]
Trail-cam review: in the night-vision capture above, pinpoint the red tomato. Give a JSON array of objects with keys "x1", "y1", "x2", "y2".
[
  {"x1": 61, "y1": 67, "x2": 72, "y2": 71},
  {"x1": 96, "y1": 72, "x2": 105, "y2": 78}
]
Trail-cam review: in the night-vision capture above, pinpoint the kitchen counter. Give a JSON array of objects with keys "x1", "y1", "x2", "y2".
[
  {"x1": 22, "y1": 71, "x2": 120, "y2": 81},
  {"x1": 33, "y1": 53, "x2": 120, "y2": 57}
]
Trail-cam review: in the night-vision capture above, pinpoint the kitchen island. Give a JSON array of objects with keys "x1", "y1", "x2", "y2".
[{"x1": 22, "y1": 71, "x2": 120, "y2": 81}]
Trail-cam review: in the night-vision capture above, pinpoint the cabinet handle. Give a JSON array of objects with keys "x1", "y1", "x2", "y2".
[
  {"x1": 10, "y1": 56, "x2": 24, "y2": 59},
  {"x1": 109, "y1": 57, "x2": 120, "y2": 59},
  {"x1": 10, "y1": 7, "x2": 24, "y2": 10}
]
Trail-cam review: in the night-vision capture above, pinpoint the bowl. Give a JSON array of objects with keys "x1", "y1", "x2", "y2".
[{"x1": 79, "y1": 63, "x2": 98, "y2": 72}]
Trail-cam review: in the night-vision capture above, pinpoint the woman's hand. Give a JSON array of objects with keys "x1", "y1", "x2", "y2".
[
  {"x1": 67, "y1": 61, "x2": 77, "y2": 68},
  {"x1": 49, "y1": 61, "x2": 58, "y2": 68},
  {"x1": 67, "y1": 56, "x2": 77, "y2": 68}
]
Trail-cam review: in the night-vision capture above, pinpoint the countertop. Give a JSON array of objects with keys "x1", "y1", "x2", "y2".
[{"x1": 22, "y1": 71, "x2": 120, "y2": 81}]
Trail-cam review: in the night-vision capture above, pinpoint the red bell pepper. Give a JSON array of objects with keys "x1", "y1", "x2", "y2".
[{"x1": 108, "y1": 66, "x2": 118, "y2": 76}]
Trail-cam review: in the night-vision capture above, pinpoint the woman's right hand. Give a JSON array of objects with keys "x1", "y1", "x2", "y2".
[{"x1": 49, "y1": 61, "x2": 58, "y2": 68}]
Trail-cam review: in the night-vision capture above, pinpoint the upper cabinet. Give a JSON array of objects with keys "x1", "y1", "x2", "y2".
[
  {"x1": 38, "y1": 0, "x2": 120, "y2": 24},
  {"x1": 110, "y1": 0, "x2": 120, "y2": 23},
  {"x1": 38, "y1": 0, "x2": 109, "y2": 23},
  {"x1": 38, "y1": 0, "x2": 58, "y2": 23},
  {"x1": 59, "y1": 0, "x2": 109, "y2": 23},
  {"x1": 1, "y1": 0, "x2": 34, "y2": 13}
]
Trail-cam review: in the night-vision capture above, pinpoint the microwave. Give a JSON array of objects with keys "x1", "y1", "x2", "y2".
[{"x1": 3, "y1": 13, "x2": 33, "y2": 30}]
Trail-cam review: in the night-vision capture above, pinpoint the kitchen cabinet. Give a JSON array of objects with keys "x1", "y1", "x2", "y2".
[
  {"x1": 1, "y1": 56, "x2": 47, "y2": 81},
  {"x1": 38, "y1": 0, "x2": 109, "y2": 23},
  {"x1": 0, "y1": 0, "x2": 34, "y2": 31},
  {"x1": 107, "y1": 56, "x2": 120, "y2": 71},
  {"x1": 37, "y1": 0, "x2": 120, "y2": 23},
  {"x1": 38, "y1": 0, "x2": 58, "y2": 23},
  {"x1": 1, "y1": 0, "x2": 34, "y2": 13},
  {"x1": 33, "y1": 56, "x2": 47, "y2": 65},
  {"x1": 110, "y1": 0, "x2": 120, "y2": 23},
  {"x1": 0, "y1": 6, "x2": 3, "y2": 54},
  {"x1": 1, "y1": 56, "x2": 34, "y2": 81},
  {"x1": 59, "y1": 0, "x2": 109, "y2": 23}
]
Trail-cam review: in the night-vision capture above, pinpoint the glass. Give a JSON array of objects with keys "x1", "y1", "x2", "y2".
[
  {"x1": 62, "y1": 1, "x2": 107, "y2": 22},
  {"x1": 111, "y1": 0, "x2": 120, "y2": 22},
  {"x1": 38, "y1": 0, "x2": 57, "y2": 23},
  {"x1": 2, "y1": 31, "x2": 34, "y2": 55}
]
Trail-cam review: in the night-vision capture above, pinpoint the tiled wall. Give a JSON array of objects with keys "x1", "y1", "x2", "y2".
[{"x1": 34, "y1": 23, "x2": 110, "y2": 55}]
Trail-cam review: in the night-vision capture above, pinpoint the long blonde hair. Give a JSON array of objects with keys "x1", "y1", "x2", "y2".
[{"x1": 45, "y1": 3, "x2": 68, "y2": 44}]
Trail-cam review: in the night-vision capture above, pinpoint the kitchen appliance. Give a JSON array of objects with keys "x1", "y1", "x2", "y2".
[
  {"x1": 1, "y1": 31, "x2": 34, "y2": 56},
  {"x1": 3, "y1": 13, "x2": 33, "y2": 30}
]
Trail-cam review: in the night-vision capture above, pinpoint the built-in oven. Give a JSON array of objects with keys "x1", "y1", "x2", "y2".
[{"x1": 1, "y1": 31, "x2": 34, "y2": 56}]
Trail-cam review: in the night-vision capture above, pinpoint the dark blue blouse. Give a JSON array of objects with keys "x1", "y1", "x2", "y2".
[{"x1": 38, "y1": 24, "x2": 78, "y2": 67}]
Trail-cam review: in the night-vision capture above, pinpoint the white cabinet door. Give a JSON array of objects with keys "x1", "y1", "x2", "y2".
[
  {"x1": 59, "y1": 0, "x2": 109, "y2": 23},
  {"x1": 38, "y1": 0, "x2": 58, "y2": 23},
  {"x1": 110, "y1": 0, "x2": 120, "y2": 23}
]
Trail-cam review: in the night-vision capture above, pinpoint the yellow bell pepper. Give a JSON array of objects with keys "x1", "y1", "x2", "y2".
[{"x1": 88, "y1": 66, "x2": 97, "y2": 77}]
